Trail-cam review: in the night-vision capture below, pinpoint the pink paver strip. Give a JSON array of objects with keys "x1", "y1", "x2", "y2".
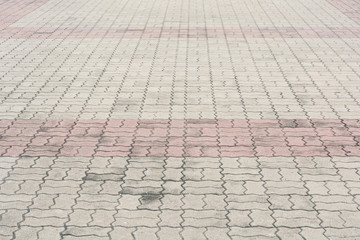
[
  {"x1": 0, "y1": 119, "x2": 359, "y2": 157},
  {"x1": 1, "y1": 0, "x2": 360, "y2": 39},
  {"x1": 0, "y1": 0, "x2": 48, "y2": 29},
  {"x1": 1, "y1": 26, "x2": 360, "y2": 38},
  {"x1": 326, "y1": 0, "x2": 360, "y2": 24}
]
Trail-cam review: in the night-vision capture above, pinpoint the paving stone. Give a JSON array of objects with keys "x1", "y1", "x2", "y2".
[
  {"x1": 318, "y1": 211, "x2": 345, "y2": 228},
  {"x1": 109, "y1": 227, "x2": 136, "y2": 240},
  {"x1": 181, "y1": 227, "x2": 206, "y2": 240},
  {"x1": 249, "y1": 210, "x2": 275, "y2": 227},
  {"x1": 300, "y1": 228, "x2": 327, "y2": 240},
  {"x1": 273, "y1": 210, "x2": 321, "y2": 227},
  {"x1": 229, "y1": 227, "x2": 277, "y2": 239},
  {"x1": 277, "y1": 228, "x2": 303, "y2": 240}
]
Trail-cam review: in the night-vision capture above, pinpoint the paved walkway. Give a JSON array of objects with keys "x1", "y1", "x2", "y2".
[{"x1": 1, "y1": 0, "x2": 360, "y2": 239}]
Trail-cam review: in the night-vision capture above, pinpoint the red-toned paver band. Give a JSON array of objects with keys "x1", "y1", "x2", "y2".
[
  {"x1": 1, "y1": 26, "x2": 360, "y2": 39},
  {"x1": 1, "y1": 0, "x2": 360, "y2": 39},
  {"x1": 0, "y1": 0, "x2": 48, "y2": 30},
  {"x1": 1, "y1": 119, "x2": 359, "y2": 157},
  {"x1": 327, "y1": 0, "x2": 360, "y2": 24}
]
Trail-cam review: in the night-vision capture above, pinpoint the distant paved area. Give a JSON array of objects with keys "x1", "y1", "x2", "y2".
[{"x1": 1, "y1": 0, "x2": 360, "y2": 239}]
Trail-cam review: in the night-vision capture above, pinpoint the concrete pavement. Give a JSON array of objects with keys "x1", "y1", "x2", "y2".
[{"x1": 1, "y1": 0, "x2": 360, "y2": 239}]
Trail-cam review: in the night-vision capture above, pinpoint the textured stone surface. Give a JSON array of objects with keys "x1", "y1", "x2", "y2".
[{"x1": 1, "y1": 0, "x2": 360, "y2": 239}]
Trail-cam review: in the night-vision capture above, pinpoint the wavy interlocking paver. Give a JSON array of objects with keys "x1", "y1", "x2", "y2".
[{"x1": 1, "y1": 0, "x2": 360, "y2": 239}]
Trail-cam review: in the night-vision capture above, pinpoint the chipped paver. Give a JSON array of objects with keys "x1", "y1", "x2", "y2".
[{"x1": 1, "y1": 0, "x2": 360, "y2": 239}]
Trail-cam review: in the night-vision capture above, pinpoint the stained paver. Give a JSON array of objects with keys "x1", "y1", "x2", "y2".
[{"x1": 1, "y1": 0, "x2": 360, "y2": 239}]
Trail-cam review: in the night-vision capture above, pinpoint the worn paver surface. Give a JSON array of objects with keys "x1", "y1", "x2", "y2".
[{"x1": 1, "y1": 0, "x2": 360, "y2": 239}]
